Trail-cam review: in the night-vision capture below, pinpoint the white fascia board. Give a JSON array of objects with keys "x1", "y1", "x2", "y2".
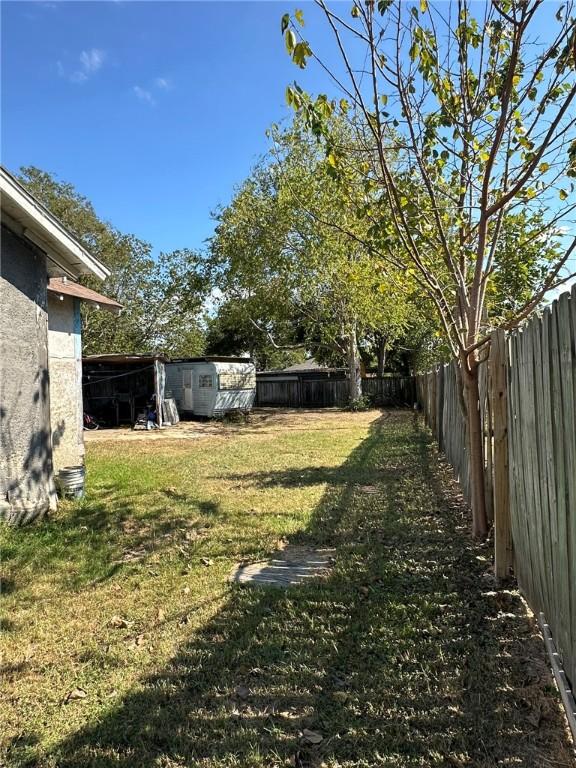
[{"x1": 0, "y1": 167, "x2": 109, "y2": 280}]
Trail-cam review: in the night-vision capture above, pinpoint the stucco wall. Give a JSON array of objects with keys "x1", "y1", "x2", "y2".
[
  {"x1": 0, "y1": 225, "x2": 56, "y2": 523},
  {"x1": 47, "y1": 293, "x2": 84, "y2": 472}
]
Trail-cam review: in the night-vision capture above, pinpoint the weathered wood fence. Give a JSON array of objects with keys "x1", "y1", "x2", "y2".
[
  {"x1": 417, "y1": 286, "x2": 576, "y2": 693},
  {"x1": 256, "y1": 377, "x2": 350, "y2": 408},
  {"x1": 362, "y1": 376, "x2": 416, "y2": 406},
  {"x1": 256, "y1": 375, "x2": 415, "y2": 409}
]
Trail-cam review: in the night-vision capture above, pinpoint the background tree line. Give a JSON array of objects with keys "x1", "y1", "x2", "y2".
[{"x1": 19, "y1": 159, "x2": 443, "y2": 378}]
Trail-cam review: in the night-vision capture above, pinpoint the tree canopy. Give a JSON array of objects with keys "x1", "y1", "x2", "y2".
[
  {"x1": 209, "y1": 117, "x2": 428, "y2": 388},
  {"x1": 18, "y1": 167, "x2": 208, "y2": 357}
]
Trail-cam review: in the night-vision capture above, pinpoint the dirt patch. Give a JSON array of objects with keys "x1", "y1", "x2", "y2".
[{"x1": 84, "y1": 408, "x2": 388, "y2": 444}]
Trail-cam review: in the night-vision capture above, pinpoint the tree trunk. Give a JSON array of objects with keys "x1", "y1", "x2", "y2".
[
  {"x1": 376, "y1": 333, "x2": 387, "y2": 377},
  {"x1": 347, "y1": 326, "x2": 362, "y2": 401},
  {"x1": 463, "y1": 365, "x2": 488, "y2": 539}
]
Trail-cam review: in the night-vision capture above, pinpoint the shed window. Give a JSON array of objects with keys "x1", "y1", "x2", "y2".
[{"x1": 199, "y1": 375, "x2": 214, "y2": 388}]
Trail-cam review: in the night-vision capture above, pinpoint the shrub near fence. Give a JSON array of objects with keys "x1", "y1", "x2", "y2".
[{"x1": 416, "y1": 285, "x2": 576, "y2": 701}]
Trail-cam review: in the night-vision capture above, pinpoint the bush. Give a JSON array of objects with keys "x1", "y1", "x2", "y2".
[
  {"x1": 222, "y1": 410, "x2": 251, "y2": 424},
  {"x1": 347, "y1": 394, "x2": 373, "y2": 412}
]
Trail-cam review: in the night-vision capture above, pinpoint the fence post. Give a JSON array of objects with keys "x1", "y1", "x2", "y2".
[{"x1": 490, "y1": 329, "x2": 513, "y2": 581}]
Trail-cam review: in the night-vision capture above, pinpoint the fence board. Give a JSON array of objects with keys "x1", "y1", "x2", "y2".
[{"x1": 490, "y1": 330, "x2": 512, "y2": 580}]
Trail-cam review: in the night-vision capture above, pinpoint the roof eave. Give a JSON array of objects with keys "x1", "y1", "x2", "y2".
[{"x1": 0, "y1": 167, "x2": 110, "y2": 281}]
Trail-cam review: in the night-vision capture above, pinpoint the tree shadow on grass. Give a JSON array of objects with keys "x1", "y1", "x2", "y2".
[
  {"x1": 13, "y1": 412, "x2": 573, "y2": 767},
  {"x1": 0, "y1": 485, "x2": 222, "y2": 595}
]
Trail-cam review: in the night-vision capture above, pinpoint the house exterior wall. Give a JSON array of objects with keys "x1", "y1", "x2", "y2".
[
  {"x1": 0, "y1": 225, "x2": 56, "y2": 523},
  {"x1": 47, "y1": 293, "x2": 84, "y2": 473}
]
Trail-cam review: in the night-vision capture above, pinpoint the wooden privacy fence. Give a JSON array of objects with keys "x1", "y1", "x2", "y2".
[
  {"x1": 256, "y1": 377, "x2": 349, "y2": 408},
  {"x1": 256, "y1": 375, "x2": 415, "y2": 409},
  {"x1": 362, "y1": 376, "x2": 416, "y2": 406},
  {"x1": 417, "y1": 285, "x2": 576, "y2": 694}
]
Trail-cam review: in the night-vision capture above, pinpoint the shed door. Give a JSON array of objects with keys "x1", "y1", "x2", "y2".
[{"x1": 183, "y1": 370, "x2": 193, "y2": 410}]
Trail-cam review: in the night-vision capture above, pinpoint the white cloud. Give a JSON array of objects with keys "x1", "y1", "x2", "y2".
[
  {"x1": 133, "y1": 77, "x2": 173, "y2": 106},
  {"x1": 59, "y1": 48, "x2": 106, "y2": 84},
  {"x1": 79, "y1": 48, "x2": 105, "y2": 74},
  {"x1": 69, "y1": 70, "x2": 88, "y2": 84},
  {"x1": 133, "y1": 85, "x2": 155, "y2": 106}
]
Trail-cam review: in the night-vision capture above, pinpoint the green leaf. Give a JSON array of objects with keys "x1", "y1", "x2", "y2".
[
  {"x1": 295, "y1": 9, "x2": 305, "y2": 26},
  {"x1": 559, "y1": 189, "x2": 568, "y2": 200},
  {"x1": 351, "y1": 4, "x2": 360, "y2": 17},
  {"x1": 420, "y1": 0, "x2": 428, "y2": 11},
  {"x1": 380, "y1": 94, "x2": 388, "y2": 106},
  {"x1": 281, "y1": 13, "x2": 290, "y2": 34},
  {"x1": 285, "y1": 29, "x2": 296, "y2": 54},
  {"x1": 377, "y1": 0, "x2": 393, "y2": 14},
  {"x1": 292, "y1": 41, "x2": 311, "y2": 68},
  {"x1": 538, "y1": 162, "x2": 550, "y2": 173}
]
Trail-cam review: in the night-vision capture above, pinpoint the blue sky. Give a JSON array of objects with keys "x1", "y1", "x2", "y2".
[
  {"x1": 1, "y1": 1, "x2": 336, "y2": 255},
  {"x1": 2, "y1": 0, "x2": 574, "y2": 294}
]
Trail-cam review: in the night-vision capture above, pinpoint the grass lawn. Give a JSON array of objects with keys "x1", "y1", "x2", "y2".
[{"x1": 1, "y1": 409, "x2": 573, "y2": 767}]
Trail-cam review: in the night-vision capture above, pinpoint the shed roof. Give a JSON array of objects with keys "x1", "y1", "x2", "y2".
[
  {"x1": 0, "y1": 166, "x2": 109, "y2": 281},
  {"x1": 83, "y1": 354, "x2": 169, "y2": 365},
  {"x1": 169, "y1": 356, "x2": 253, "y2": 364},
  {"x1": 48, "y1": 278, "x2": 123, "y2": 314}
]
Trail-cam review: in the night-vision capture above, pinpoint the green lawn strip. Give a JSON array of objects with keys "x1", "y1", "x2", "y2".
[
  {"x1": 0, "y1": 414, "x2": 368, "y2": 764},
  {"x1": 1, "y1": 411, "x2": 573, "y2": 767}
]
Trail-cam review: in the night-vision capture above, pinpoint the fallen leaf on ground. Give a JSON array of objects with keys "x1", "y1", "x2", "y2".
[
  {"x1": 109, "y1": 616, "x2": 132, "y2": 629},
  {"x1": 157, "y1": 608, "x2": 166, "y2": 622},
  {"x1": 128, "y1": 634, "x2": 146, "y2": 650},
  {"x1": 63, "y1": 688, "x2": 87, "y2": 704},
  {"x1": 302, "y1": 729, "x2": 323, "y2": 744},
  {"x1": 201, "y1": 557, "x2": 214, "y2": 567},
  {"x1": 183, "y1": 586, "x2": 190, "y2": 595}
]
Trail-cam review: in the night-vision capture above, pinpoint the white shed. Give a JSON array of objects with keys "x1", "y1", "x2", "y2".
[{"x1": 166, "y1": 357, "x2": 256, "y2": 418}]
